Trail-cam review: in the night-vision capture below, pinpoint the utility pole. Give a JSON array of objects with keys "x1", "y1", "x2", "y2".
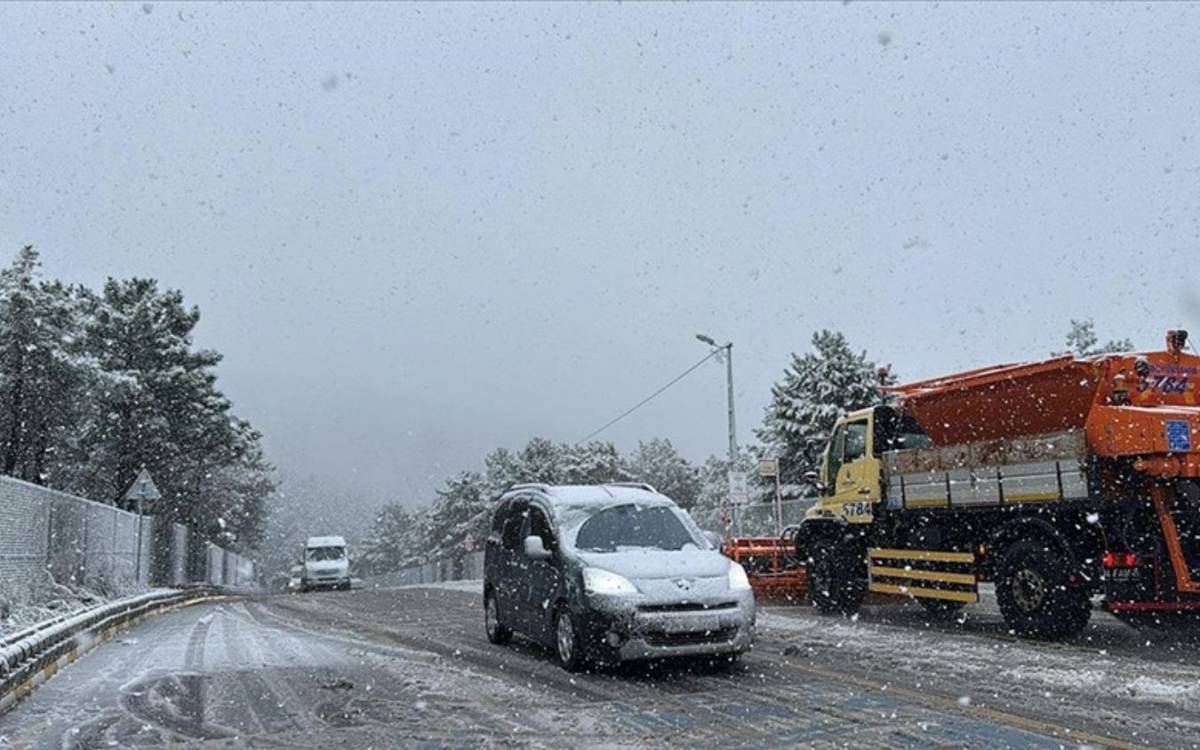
[{"x1": 696, "y1": 334, "x2": 741, "y2": 534}]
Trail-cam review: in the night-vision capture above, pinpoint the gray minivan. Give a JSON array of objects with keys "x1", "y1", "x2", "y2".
[{"x1": 483, "y1": 483, "x2": 755, "y2": 671}]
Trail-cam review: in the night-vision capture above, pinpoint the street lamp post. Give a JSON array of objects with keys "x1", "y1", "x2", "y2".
[{"x1": 696, "y1": 334, "x2": 740, "y2": 534}]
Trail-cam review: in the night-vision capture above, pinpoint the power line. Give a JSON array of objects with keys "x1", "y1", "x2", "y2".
[{"x1": 579, "y1": 349, "x2": 720, "y2": 443}]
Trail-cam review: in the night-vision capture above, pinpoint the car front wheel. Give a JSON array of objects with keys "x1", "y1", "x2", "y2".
[
  {"x1": 484, "y1": 591, "x2": 512, "y2": 645},
  {"x1": 554, "y1": 608, "x2": 586, "y2": 672}
]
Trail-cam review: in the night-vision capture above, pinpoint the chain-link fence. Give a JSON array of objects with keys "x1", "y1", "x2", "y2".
[{"x1": 0, "y1": 475, "x2": 255, "y2": 607}]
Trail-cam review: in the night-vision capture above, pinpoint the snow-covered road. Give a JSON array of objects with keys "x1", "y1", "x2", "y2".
[{"x1": 0, "y1": 586, "x2": 1195, "y2": 748}]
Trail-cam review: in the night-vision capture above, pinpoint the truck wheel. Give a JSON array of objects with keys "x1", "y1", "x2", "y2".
[
  {"x1": 996, "y1": 541, "x2": 1090, "y2": 639},
  {"x1": 917, "y1": 598, "x2": 967, "y2": 620},
  {"x1": 807, "y1": 538, "x2": 865, "y2": 616},
  {"x1": 484, "y1": 590, "x2": 512, "y2": 645}
]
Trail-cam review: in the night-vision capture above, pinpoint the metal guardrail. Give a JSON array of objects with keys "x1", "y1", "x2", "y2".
[{"x1": 0, "y1": 586, "x2": 221, "y2": 714}]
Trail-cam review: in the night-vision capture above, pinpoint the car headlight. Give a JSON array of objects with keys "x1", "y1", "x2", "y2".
[
  {"x1": 583, "y1": 567, "x2": 639, "y2": 596},
  {"x1": 727, "y1": 562, "x2": 752, "y2": 591}
]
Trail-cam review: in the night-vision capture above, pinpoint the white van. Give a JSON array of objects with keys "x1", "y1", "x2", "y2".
[{"x1": 301, "y1": 535, "x2": 351, "y2": 591}]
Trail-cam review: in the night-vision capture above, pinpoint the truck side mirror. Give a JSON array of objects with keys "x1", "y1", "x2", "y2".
[
  {"x1": 524, "y1": 535, "x2": 551, "y2": 560},
  {"x1": 803, "y1": 470, "x2": 827, "y2": 493},
  {"x1": 703, "y1": 530, "x2": 723, "y2": 550}
]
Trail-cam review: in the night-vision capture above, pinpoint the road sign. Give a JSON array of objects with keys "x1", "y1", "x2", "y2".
[
  {"x1": 124, "y1": 468, "x2": 162, "y2": 504},
  {"x1": 758, "y1": 459, "x2": 779, "y2": 477},
  {"x1": 126, "y1": 468, "x2": 161, "y2": 587},
  {"x1": 728, "y1": 470, "x2": 750, "y2": 506}
]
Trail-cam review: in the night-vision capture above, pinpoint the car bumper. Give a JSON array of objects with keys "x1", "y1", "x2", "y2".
[
  {"x1": 578, "y1": 589, "x2": 756, "y2": 663},
  {"x1": 303, "y1": 578, "x2": 349, "y2": 590}
]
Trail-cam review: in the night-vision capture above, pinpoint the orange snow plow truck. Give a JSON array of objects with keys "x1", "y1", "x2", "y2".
[{"x1": 793, "y1": 330, "x2": 1200, "y2": 638}]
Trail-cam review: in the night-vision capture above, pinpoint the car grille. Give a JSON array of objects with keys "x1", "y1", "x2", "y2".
[
  {"x1": 642, "y1": 627, "x2": 738, "y2": 647},
  {"x1": 638, "y1": 601, "x2": 738, "y2": 613}
]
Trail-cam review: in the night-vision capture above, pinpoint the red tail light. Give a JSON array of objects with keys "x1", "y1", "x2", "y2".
[{"x1": 1103, "y1": 551, "x2": 1138, "y2": 568}]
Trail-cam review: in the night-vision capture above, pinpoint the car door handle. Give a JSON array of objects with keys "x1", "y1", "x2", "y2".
[{"x1": 857, "y1": 488, "x2": 871, "y2": 495}]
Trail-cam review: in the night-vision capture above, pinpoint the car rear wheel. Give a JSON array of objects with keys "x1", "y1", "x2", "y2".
[
  {"x1": 554, "y1": 608, "x2": 586, "y2": 672},
  {"x1": 484, "y1": 591, "x2": 512, "y2": 645}
]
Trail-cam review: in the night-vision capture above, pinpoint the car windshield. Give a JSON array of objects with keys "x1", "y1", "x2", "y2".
[
  {"x1": 570, "y1": 504, "x2": 702, "y2": 553},
  {"x1": 306, "y1": 546, "x2": 344, "y2": 562}
]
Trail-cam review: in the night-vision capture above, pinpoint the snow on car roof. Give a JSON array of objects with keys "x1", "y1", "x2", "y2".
[
  {"x1": 516, "y1": 484, "x2": 676, "y2": 509},
  {"x1": 306, "y1": 535, "x2": 346, "y2": 547}
]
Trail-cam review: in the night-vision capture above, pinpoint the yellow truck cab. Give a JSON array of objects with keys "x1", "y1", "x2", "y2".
[
  {"x1": 807, "y1": 407, "x2": 881, "y2": 524},
  {"x1": 805, "y1": 406, "x2": 930, "y2": 525}
]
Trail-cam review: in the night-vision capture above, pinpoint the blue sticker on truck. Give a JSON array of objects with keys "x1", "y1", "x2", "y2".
[{"x1": 1166, "y1": 420, "x2": 1191, "y2": 452}]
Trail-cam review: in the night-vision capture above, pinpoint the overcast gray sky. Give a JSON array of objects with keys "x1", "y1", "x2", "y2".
[{"x1": 3, "y1": 2, "x2": 1199, "y2": 523}]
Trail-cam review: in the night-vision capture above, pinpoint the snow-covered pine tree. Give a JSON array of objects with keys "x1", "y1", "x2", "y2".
[
  {"x1": 628, "y1": 438, "x2": 701, "y2": 509},
  {"x1": 1063, "y1": 319, "x2": 1133, "y2": 356},
  {"x1": 423, "y1": 471, "x2": 491, "y2": 562},
  {"x1": 517, "y1": 437, "x2": 562, "y2": 484},
  {"x1": 0, "y1": 247, "x2": 98, "y2": 484},
  {"x1": 559, "y1": 440, "x2": 631, "y2": 485},
  {"x1": 483, "y1": 446, "x2": 524, "y2": 496},
  {"x1": 69, "y1": 277, "x2": 272, "y2": 548},
  {"x1": 358, "y1": 502, "x2": 420, "y2": 575},
  {"x1": 756, "y1": 330, "x2": 894, "y2": 495}
]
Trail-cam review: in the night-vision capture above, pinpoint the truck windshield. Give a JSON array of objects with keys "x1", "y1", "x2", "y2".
[
  {"x1": 571, "y1": 504, "x2": 701, "y2": 553},
  {"x1": 306, "y1": 546, "x2": 345, "y2": 562}
]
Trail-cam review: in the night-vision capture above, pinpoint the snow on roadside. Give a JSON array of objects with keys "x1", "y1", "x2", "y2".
[
  {"x1": 0, "y1": 590, "x2": 109, "y2": 641},
  {"x1": 392, "y1": 579, "x2": 482, "y2": 594},
  {"x1": 760, "y1": 610, "x2": 1200, "y2": 714}
]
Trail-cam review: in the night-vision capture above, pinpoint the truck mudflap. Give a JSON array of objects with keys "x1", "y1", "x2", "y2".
[{"x1": 867, "y1": 548, "x2": 979, "y2": 603}]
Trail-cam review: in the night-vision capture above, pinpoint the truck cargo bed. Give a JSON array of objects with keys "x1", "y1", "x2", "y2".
[{"x1": 884, "y1": 430, "x2": 1089, "y2": 510}]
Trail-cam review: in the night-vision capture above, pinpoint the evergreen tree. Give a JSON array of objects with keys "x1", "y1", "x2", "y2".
[
  {"x1": 559, "y1": 440, "x2": 631, "y2": 484},
  {"x1": 1063, "y1": 319, "x2": 1133, "y2": 356},
  {"x1": 629, "y1": 438, "x2": 701, "y2": 509},
  {"x1": 757, "y1": 330, "x2": 894, "y2": 494},
  {"x1": 0, "y1": 247, "x2": 272, "y2": 553},
  {"x1": 0, "y1": 247, "x2": 98, "y2": 484},
  {"x1": 423, "y1": 471, "x2": 490, "y2": 562},
  {"x1": 516, "y1": 437, "x2": 562, "y2": 484},
  {"x1": 358, "y1": 503, "x2": 420, "y2": 575},
  {"x1": 70, "y1": 277, "x2": 272, "y2": 548},
  {"x1": 483, "y1": 446, "x2": 524, "y2": 495}
]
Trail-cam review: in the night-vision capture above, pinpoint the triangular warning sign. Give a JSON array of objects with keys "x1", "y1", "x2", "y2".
[{"x1": 124, "y1": 468, "x2": 162, "y2": 503}]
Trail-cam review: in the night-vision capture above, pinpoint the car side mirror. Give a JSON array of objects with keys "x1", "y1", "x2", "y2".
[
  {"x1": 703, "y1": 530, "x2": 723, "y2": 549},
  {"x1": 524, "y1": 535, "x2": 552, "y2": 560}
]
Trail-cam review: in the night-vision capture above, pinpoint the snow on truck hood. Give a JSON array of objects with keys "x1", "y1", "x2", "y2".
[{"x1": 576, "y1": 548, "x2": 731, "y2": 581}]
